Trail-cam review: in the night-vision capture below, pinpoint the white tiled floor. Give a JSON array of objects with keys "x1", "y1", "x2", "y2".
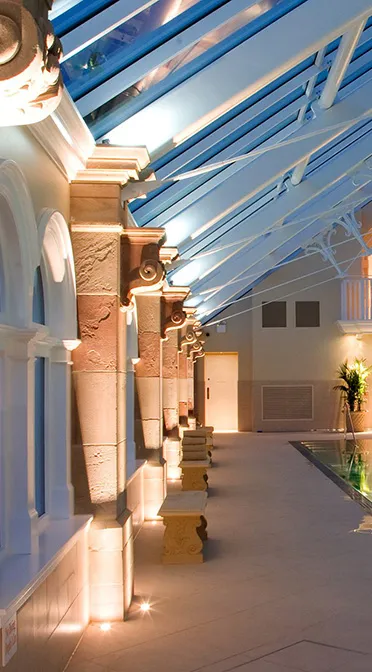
[{"x1": 66, "y1": 433, "x2": 372, "y2": 672}]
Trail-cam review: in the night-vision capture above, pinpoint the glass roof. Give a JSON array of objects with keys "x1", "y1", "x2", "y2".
[{"x1": 82, "y1": 0, "x2": 284, "y2": 128}]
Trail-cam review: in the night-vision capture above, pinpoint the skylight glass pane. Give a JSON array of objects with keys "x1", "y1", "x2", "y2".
[
  {"x1": 61, "y1": 0, "x2": 201, "y2": 93},
  {"x1": 85, "y1": 0, "x2": 284, "y2": 128}
]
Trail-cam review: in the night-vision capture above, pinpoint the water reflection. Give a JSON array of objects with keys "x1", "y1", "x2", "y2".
[{"x1": 300, "y1": 439, "x2": 372, "y2": 500}]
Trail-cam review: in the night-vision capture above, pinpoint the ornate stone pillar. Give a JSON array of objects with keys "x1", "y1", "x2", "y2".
[
  {"x1": 178, "y1": 314, "x2": 202, "y2": 427},
  {"x1": 0, "y1": 0, "x2": 63, "y2": 125},
  {"x1": 69, "y1": 147, "x2": 153, "y2": 622},
  {"x1": 161, "y1": 285, "x2": 189, "y2": 480},
  {"x1": 121, "y1": 229, "x2": 167, "y2": 520}
]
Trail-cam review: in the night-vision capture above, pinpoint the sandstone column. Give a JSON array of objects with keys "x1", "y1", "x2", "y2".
[
  {"x1": 121, "y1": 229, "x2": 167, "y2": 520},
  {"x1": 161, "y1": 285, "x2": 189, "y2": 479},
  {"x1": 70, "y1": 146, "x2": 153, "y2": 622}
]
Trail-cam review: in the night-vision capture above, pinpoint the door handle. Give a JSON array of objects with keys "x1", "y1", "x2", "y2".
[{"x1": 207, "y1": 387, "x2": 210, "y2": 400}]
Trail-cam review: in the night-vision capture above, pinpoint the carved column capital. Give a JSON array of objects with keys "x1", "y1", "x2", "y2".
[
  {"x1": 161, "y1": 285, "x2": 190, "y2": 340},
  {"x1": 120, "y1": 228, "x2": 166, "y2": 306},
  {"x1": 0, "y1": 0, "x2": 63, "y2": 125}
]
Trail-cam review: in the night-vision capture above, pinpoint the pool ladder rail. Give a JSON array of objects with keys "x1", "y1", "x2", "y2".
[{"x1": 343, "y1": 401, "x2": 358, "y2": 478}]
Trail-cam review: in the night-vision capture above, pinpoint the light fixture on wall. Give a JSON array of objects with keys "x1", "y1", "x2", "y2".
[{"x1": 216, "y1": 321, "x2": 227, "y2": 333}]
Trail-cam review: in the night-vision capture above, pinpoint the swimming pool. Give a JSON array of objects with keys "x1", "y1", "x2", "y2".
[{"x1": 291, "y1": 439, "x2": 372, "y2": 514}]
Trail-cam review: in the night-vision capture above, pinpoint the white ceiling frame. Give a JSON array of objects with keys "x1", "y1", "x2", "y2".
[
  {"x1": 76, "y1": 0, "x2": 261, "y2": 116},
  {"x1": 195, "y1": 153, "x2": 372, "y2": 316},
  {"x1": 182, "y1": 118, "x2": 372, "y2": 265},
  {"x1": 139, "y1": 96, "x2": 308, "y2": 227},
  {"x1": 290, "y1": 18, "x2": 367, "y2": 186},
  {"x1": 187, "y1": 129, "x2": 372, "y2": 294},
  {"x1": 151, "y1": 77, "x2": 372, "y2": 244},
  {"x1": 104, "y1": 0, "x2": 372, "y2": 154},
  {"x1": 61, "y1": 0, "x2": 161, "y2": 62}
]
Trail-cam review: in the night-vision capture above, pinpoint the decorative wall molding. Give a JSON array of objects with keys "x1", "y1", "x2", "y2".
[
  {"x1": 0, "y1": 0, "x2": 63, "y2": 126},
  {"x1": 29, "y1": 89, "x2": 95, "y2": 180}
]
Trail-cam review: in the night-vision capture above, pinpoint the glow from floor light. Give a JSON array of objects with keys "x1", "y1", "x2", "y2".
[
  {"x1": 140, "y1": 602, "x2": 151, "y2": 613},
  {"x1": 100, "y1": 622, "x2": 112, "y2": 632}
]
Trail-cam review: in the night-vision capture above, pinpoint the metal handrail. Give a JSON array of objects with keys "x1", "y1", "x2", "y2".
[{"x1": 343, "y1": 401, "x2": 359, "y2": 478}]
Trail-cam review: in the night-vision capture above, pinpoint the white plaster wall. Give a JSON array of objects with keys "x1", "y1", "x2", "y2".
[{"x1": 0, "y1": 127, "x2": 70, "y2": 220}]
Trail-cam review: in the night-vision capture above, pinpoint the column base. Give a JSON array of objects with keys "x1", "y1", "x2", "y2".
[
  {"x1": 89, "y1": 511, "x2": 134, "y2": 621},
  {"x1": 163, "y1": 437, "x2": 181, "y2": 481},
  {"x1": 144, "y1": 460, "x2": 167, "y2": 520}
]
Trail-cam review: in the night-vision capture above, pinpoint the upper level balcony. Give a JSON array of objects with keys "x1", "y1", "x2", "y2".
[{"x1": 338, "y1": 276, "x2": 372, "y2": 334}]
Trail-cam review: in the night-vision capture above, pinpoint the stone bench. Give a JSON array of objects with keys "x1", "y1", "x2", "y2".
[
  {"x1": 184, "y1": 428, "x2": 214, "y2": 448},
  {"x1": 158, "y1": 491, "x2": 208, "y2": 564},
  {"x1": 180, "y1": 459, "x2": 209, "y2": 491},
  {"x1": 182, "y1": 442, "x2": 212, "y2": 464}
]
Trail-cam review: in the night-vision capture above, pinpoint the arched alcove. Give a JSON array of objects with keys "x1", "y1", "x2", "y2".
[
  {"x1": 0, "y1": 160, "x2": 39, "y2": 327},
  {"x1": 37, "y1": 209, "x2": 77, "y2": 341}
]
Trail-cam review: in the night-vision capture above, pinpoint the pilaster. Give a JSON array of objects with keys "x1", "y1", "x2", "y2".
[
  {"x1": 70, "y1": 146, "x2": 152, "y2": 621},
  {"x1": 161, "y1": 285, "x2": 190, "y2": 480},
  {"x1": 121, "y1": 227, "x2": 167, "y2": 520}
]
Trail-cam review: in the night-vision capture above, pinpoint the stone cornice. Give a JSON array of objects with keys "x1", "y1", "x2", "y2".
[
  {"x1": 74, "y1": 145, "x2": 151, "y2": 184},
  {"x1": 28, "y1": 91, "x2": 152, "y2": 183},
  {"x1": 160, "y1": 247, "x2": 179, "y2": 264},
  {"x1": 121, "y1": 228, "x2": 166, "y2": 245},
  {"x1": 29, "y1": 89, "x2": 95, "y2": 180}
]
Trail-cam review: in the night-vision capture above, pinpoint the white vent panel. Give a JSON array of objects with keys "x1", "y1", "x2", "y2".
[{"x1": 262, "y1": 385, "x2": 313, "y2": 421}]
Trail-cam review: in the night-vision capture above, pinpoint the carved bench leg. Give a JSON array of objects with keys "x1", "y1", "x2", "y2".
[
  {"x1": 162, "y1": 515, "x2": 204, "y2": 564},
  {"x1": 182, "y1": 466, "x2": 208, "y2": 491},
  {"x1": 197, "y1": 514, "x2": 208, "y2": 541}
]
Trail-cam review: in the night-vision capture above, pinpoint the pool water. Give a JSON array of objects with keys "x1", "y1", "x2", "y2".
[{"x1": 292, "y1": 439, "x2": 372, "y2": 507}]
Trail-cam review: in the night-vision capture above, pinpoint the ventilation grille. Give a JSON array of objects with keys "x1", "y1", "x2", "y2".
[{"x1": 262, "y1": 385, "x2": 313, "y2": 420}]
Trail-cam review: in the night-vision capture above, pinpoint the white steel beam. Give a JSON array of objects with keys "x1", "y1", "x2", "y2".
[
  {"x1": 149, "y1": 78, "x2": 372, "y2": 240},
  {"x1": 61, "y1": 0, "x2": 161, "y2": 62},
  {"x1": 198, "y1": 180, "x2": 372, "y2": 320},
  {"x1": 187, "y1": 129, "x2": 372, "y2": 302},
  {"x1": 319, "y1": 19, "x2": 367, "y2": 110},
  {"x1": 77, "y1": 0, "x2": 261, "y2": 117},
  {"x1": 105, "y1": 0, "x2": 372, "y2": 154},
  {"x1": 140, "y1": 97, "x2": 306, "y2": 234},
  {"x1": 50, "y1": 0, "x2": 83, "y2": 19}
]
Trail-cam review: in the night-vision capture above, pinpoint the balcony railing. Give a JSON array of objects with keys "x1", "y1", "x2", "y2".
[{"x1": 341, "y1": 276, "x2": 372, "y2": 321}]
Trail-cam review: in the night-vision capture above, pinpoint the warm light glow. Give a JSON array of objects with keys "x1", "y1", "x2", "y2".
[
  {"x1": 100, "y1": 622, "x2": 112, "y2": 632},
  {"x1": 140, "y1": 602, "x2": 151, "y2": 613},
  {"x1": 151, "y1": 521, "x2": 157, "y2": 526}
]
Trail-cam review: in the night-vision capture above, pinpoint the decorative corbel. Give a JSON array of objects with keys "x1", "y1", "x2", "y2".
[
  {"x1": 193, "y1": 347, "x2": 205, "y2": 362},
  {"x1": 180, "y1": 326, "x2": 198, "y2": 351},
  {"x1": 0, "y1": 0, "x2": 63, "y2": 126},
  {"x1": 120, "y1": 229, "x2": 166, "y2": 307},
  {"x1": 161, "y1": 285, "x2": 190, "y2": 340}
]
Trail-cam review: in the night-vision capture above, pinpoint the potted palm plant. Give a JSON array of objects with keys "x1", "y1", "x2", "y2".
[{"x1": 334, "y1": 358, "x2": 372, "y2": 432}]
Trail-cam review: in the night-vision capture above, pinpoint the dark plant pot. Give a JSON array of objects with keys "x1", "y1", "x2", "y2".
[{"x1": 346, "y1": 410, "x2": 366, "y2": 433}]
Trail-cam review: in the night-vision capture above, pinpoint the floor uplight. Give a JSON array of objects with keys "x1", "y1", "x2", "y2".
[
  {"x1": 140, "y1": 602, "x2": 151, "y2": 613},
  {"x1": 100, "y1": 622, "x2": 111, "y2": 632}
]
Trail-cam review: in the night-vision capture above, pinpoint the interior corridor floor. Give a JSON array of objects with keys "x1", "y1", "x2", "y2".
[{"x1": 66, "y1": 433, "x2": 372, "y2": 672}]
